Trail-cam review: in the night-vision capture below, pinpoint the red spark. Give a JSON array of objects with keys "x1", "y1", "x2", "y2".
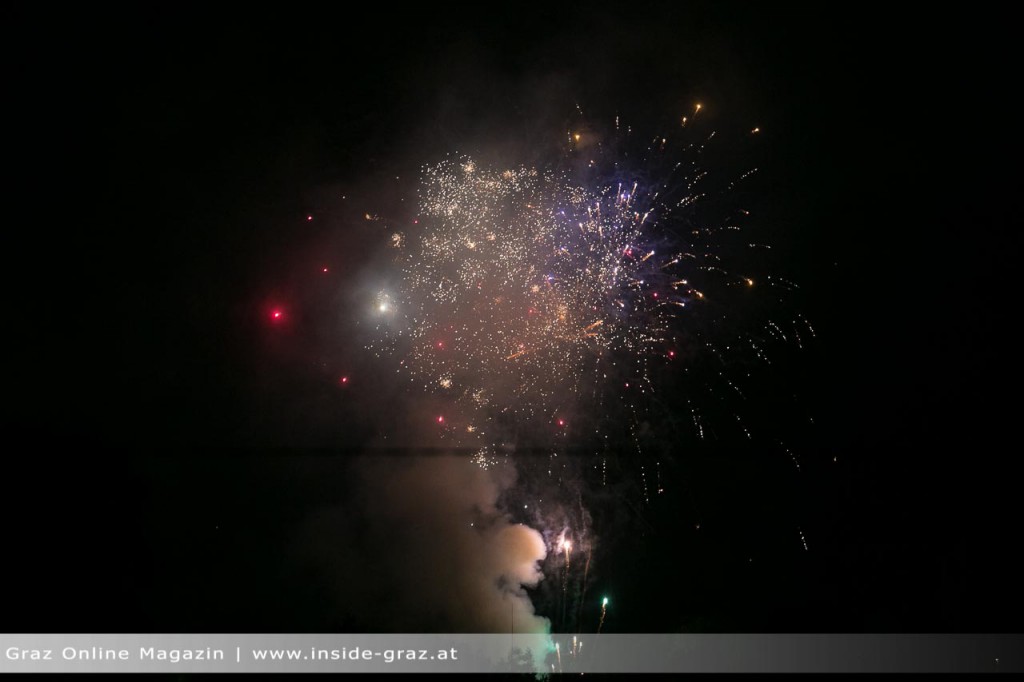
[
  {"x1": 340, "y1": 376, "x2": 349, "y2": 385},
  {"x1": 271, "y1": 309, "x2": 283, "y2": 321},
  {"x1": 668, "y1": 350, "x2": 675, "y2": 358},
  {"x1": 557, "y1": 419, "x2": 565, "y2": 427},
  {"x1": 306, "y1": 215, "x2": 313, "y2": 221},
  {"x1": 322, "y1": 267, "x2": 329, "y2": 273},
  {"x1": 436, "y1": 415, "x2": 444, "y2": 424}
]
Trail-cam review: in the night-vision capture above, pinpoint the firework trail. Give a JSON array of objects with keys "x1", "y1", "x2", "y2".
[
  {"x1": 575, "y1": 544, "x2": 593, "y2": 632},
  {"x1": 558, "y1": 533, "x2": 572, "y2": 626}
]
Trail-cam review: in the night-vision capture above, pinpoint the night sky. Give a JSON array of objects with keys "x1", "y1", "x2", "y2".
[{"x1": 5, "y1": 3, "x2": 1022, "y2": 635}]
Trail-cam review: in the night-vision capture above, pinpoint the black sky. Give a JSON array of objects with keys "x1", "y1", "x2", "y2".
[{"x1": 4, "y1": 3, "x2": 1022, "y2": 633}]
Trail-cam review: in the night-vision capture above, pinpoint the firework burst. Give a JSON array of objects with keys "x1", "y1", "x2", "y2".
[
  {"x1": 363, "y1": 113, "x2": 812, "y2": 634},
  {"x1": 371, "y1": 117, "x2": 788, "y2": 451}
]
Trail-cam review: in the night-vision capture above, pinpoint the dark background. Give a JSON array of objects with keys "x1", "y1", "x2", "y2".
[{"x1": 4, "y1": 3, "x2": 1020, "y2": 633}]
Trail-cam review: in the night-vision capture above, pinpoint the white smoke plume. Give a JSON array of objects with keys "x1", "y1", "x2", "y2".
[{"x1": 304, "y1": 453, "x2": 550, "y2": 640}]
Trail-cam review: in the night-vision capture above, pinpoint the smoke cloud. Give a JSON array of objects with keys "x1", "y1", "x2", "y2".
[{"x1": 304, "y1": 453, "x2": 550, "y2": 636}]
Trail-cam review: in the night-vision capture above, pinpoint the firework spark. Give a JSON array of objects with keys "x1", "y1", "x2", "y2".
[{"x1": 598, "y1": 596, "x2": 609, "y2": 634}]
